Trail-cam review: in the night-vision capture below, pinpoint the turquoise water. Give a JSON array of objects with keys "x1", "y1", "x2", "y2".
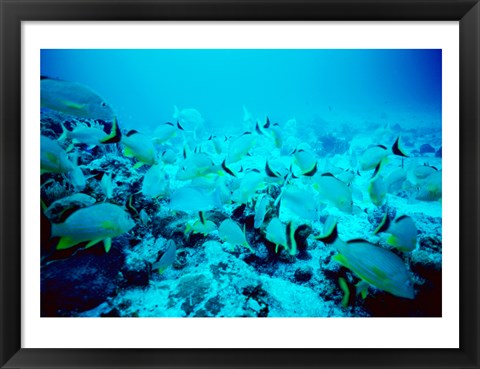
[
  {"x1": 41, "y1": 49, "x2": 441, "y2": 132},
  {"x1": 40, "y1": 49, "x2": 442, "y2": 318}
]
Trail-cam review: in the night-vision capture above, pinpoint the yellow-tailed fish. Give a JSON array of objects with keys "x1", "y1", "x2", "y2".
[
  {"x1": 359, "y1": 136, "x2": 408, "y2": 171},
  {"x1": 151, "y1": 239, "x2": 176, "y2": 273},
  {"x1": 41, "y1": 135, "x2": 75, "y2": 174},
  {"x1": 152, "y1": 122, "x2": 178, "y2": 144},
  {"x1": 51, "y1": 203, "x2": 135, "y2": 252},
  {"x1": 176, "y1": 152, "x2": 218, "y2": 181},
  {"x1": 374, "y1": 214, "x2": 417, "y2": 252},
  {"x1": 368, "y1": 161, "x2": 387, "y2": 206},
  {"x1": 41, "y1": 76, "x2": 116, "y2": 121},
  {"x1": 416, "y1": 170, "x2": 442, "y2": 201},
  {"x1": 226, "y1": 132, "x2": 257, "y2": 164},
  {"x1": 315, "y1": 222, "x2": 414, "y2": 299},
  {"x1": 185, "y1": 212, "x2": 217, "y2": 236},
  {"x1": 59, "y1": 120, "x2": 122, "y2": 148},
  {"x1": 293, "y1": 148, "x2": 318, "y2": 176},
  {"x1": 265, "y1": 218, "x2": 287, "y2": 253},
  {"x1": 218, "y1": 219, "x2": 253, "y2": 252},
  {"x1": 313, "y1": 173, "x2": 353, "y2": 213},
  {"x1": 231, "y1": 170, "x2": 266, "y2": 205},
  {"x1": 122, "y1": 130, "x2": 157, "y2": 167}
]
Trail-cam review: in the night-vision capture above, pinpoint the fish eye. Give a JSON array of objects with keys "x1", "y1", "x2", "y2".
[{"x1": 100, "y1": 101, "x2": 107, "y2": 107}]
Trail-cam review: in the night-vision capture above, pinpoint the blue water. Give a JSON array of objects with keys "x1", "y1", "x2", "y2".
[{"x1": 41, "y1": 49, "x2": 441, "y2": 133}]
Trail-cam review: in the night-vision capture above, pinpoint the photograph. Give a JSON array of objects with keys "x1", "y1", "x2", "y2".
[{"x1": 40, "y1": 49, "x2": 442, "y2": 318}]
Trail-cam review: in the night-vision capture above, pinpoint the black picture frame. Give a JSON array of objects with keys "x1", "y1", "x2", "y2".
[{"x1": 1, "y1": 0, "x2": 479, "y2": 368}]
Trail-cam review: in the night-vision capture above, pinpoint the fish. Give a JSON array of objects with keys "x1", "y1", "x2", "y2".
[
  {"x1": 312, "y1": 173, "x2": 353, "y2": 213},
  {"x1": 67, "y1": 151, "x2": 87, "y2": 192},
  {"x1": 226, "y1": 132, "x2": 257, "y2": 164},
  {"x1": 141, "y1": 164, "x2": 168, "y2": 198},
  {"x1": 101, "y1": 172, "x2": 114, "y2": 200},
  {"x1": 384, "y1": 167, "x2": 407, "y2": 193},
  {"x1": 51, "y1": 203, "x2": 135, "y2": 252},
  {"x1": 139, "y1": 209, "x2": 151, "y2": 226},
  {"x1": 231, "y1": 171, "x2": 266, "y2": 205},
  {"x1": 265, "y1": 218, "x2": 297, "y2": 255},
  {"x1": 254, "y1": 194, "x2": 269, "y2": 229},
  {"x1": 176, "y1": 152, "x2": 219, "y2": 181},
  {"x1": 168, "y1": 186, "x2": 220, "y2": 213},
  {"x1": 161, "y1": 149, "x2": 177, "y2": 165},
  {"x1": 174, "y1": 106, "x2": 204, "y2": 133},
  {"x1": 374, "y1": 214, "x2": 417, "y2": 252},
  {"x1": 41, "y1": 76, "x2": 116, "y2": 121},
  {"x1": 152, "y1": 122, "x2": 178, "y2": 144},
  {"x1": 416, "y1": 170, "x2": 442, "y2": 201},
  {"x1": 368, "y1": 162, "x2": 387, "y2": 207},
  {"x1": 151, "y1": 239, "x2": 176, "y2": 273},
  {"x1": 41, "y1": 135, "x2": 75, "y2": 174},
  {"x1": 59, "y1": 119, "x2": 121, "y2": 147},
  {"x1": 358, "y1": 136, "x2": 408, "y2": 171},
  {"x1": 218, "y1": 219, "x2": 253, "y2": 252},
  {"x1": 185, "y1": 212, "x2": 217, "y2": 236},
  {"x1": 122, "y1": 130, "x2": 157, "y2": 167},
  {"x1": 279, "y1": 185, "x2": 320, "y2": 222},
  {"x1": 293, "y1": 148, "x2": 318, "y2": 176},
  {"x1": 315, "y1": 222, "x2": 415, "y2": 299}
]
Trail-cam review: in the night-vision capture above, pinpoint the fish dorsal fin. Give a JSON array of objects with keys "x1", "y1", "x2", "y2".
[
  {"x1": 321, "y1": 172, "x2": 335, "y2": 177},
  {"x1": 177, "y1": 121, "x2": 184, "y2": 130},
  {"x1": 126, "y1": 129, "x2": 138, "y2": 137},
  {"x1": 199, "y1": 211, "x2": 206, "y2": 225},
  {"x1": 347, "y1": 238, "x2": 369, "y2": 244},
  {"x1": 264, "y1": 116, "x2": 271, "y2": 129},
  {"x1": 395, "y1": 215, "x2": 408, "y2": 223},
  {"x1": 165, "y1": 121, "x2": 175, "y2": 126},
  {"x1": 221, "y1": 159, "x2": 236, "y2": 177},
  {"x1": 376, "y1": 144, "x2": 388, "y2": 150}
]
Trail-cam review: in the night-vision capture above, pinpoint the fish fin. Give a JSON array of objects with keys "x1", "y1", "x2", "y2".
[
  {"x1": 124, "y1": 147, "x2": 135, "y2": 157},
  {"x1": 332, "y1": 253, "x2": 349, "y2": 269},
  {"x1": 338, "y1": 277, "x2": 350, "y2": 307},
  {"x1": 101, "y1": 117, "x2": 122, "y2": 144},
  {"x1": 103, "y1": 238, "x2": 112, "y2": 253},
  {"x1": 85, "y1": 238, "x2": 103, "y2": 249},
  {"x1": 59, "y1": 123, "x2": 69, "y2": 141},
  {"x1": 356, "y1": 280, "x2": 369, "y2": 299},
  {"x1": 221, "y1": 159, "x2": 236, "y2": 177},
  {"x1": 386, "y1": 234, "x2": 398, "y2": 247},
  {"x1": 133, "y1": 162, "x2": 144, "y2": 169},
  {"x1": 56, "y1": 236, "x2": 76, "y2": 250}
]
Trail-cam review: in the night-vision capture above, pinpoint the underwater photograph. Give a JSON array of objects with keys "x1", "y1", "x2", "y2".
[{"x1": 40, "y1": 49, "x2": 442, "y2": 317}]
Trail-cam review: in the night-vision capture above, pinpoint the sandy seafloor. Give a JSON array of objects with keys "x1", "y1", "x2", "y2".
[{"x1": 41, "y1": 108, "x2": 442, "y2": 318}]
